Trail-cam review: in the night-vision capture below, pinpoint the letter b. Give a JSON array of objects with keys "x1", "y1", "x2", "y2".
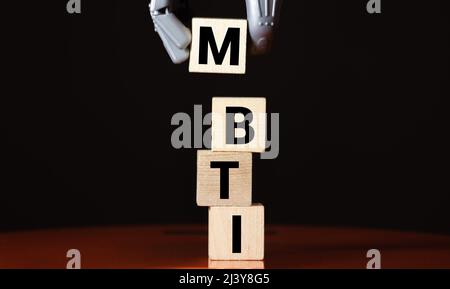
[{"x1": 212, "y1": 97, "x2": 266, "y2": 153}]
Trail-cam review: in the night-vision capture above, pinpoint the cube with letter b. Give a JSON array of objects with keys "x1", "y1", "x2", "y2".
[
  {"x1": 189, "y1": 18, "x2": 247, "y2": 74},
  {"x1": 212, "y1": 97, "x2": 266, "y2": 153}
]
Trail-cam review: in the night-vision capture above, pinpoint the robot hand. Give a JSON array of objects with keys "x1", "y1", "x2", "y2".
[
  {"x1": 149, "y1": 0, "x2": 192, "y2": 64},
  {"x1": 149, "y1": 0, "x2": 282, "y2": 64}
]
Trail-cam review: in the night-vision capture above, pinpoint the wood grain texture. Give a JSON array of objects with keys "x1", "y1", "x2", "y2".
[
  {"x1": 209, "y1": 204, "x2": 264, "y2": 260},
  {"x1": 212, "y1": 97, "x2": 266, "y2": 153},
  {"x1": 208, "y1": 260, "x2": 264, "y2": 269},
  {"x1": 189, "y1": 18, "x2": 247, "y2": 74},
  {"x1": 197, "y1": 150, "x2": 252, "y2": 207}
]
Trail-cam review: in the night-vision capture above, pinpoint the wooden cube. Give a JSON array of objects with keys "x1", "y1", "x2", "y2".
[
  {"x1": 212, "y1": 97, "x2": 266, "y2": 153},
  {"x1": 209, "y1": 204, "x2": 264, "y2": 260},
  {"x1": 189, "y1": 18, "x2": 247, "y2": 74},
  {"x1": 208, "y1": 260, "x2": 264, "y2": 269},
  {"x1": 197, "y1": 150, "x2": 252, "y2": 207}
]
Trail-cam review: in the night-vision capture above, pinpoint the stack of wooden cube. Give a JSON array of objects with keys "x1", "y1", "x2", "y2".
[{"x1": 197, "y1": 97, "x2": 266, "y2": 262}]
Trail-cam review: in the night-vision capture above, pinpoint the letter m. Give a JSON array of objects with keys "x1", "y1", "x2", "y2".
[{"x1": 198, "y1": 27, "x2": 240, "y2": 66}]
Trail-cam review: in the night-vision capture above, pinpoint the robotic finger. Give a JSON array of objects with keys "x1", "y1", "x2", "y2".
[
  {"x1": 246, "y1": 0, "x2": 282, "y2": 55},
  {"x1": 149, "y1": 0, "x2": 192, "y2": 64}
]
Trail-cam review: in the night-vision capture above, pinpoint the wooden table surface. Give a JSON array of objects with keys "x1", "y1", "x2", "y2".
[{"x1": 1, "y1": 225, "x2": 449, "y2": 269}]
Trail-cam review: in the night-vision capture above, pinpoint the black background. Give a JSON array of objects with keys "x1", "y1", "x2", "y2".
[{"x1": 1, "y1": 1, "x2": 448, "y2": 233}]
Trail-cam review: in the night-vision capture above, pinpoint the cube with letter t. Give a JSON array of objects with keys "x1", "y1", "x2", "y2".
[
  {"x1": 197, "y1": 150, "x2": 252, "y2": 207},
  {"x1": 189, "y1": 18, "x2": 247, "y2": 74}
]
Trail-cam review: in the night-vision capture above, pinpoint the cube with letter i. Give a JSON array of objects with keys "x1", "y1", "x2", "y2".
[{"x1": 209, "y1": 204, "x2": 264, "y2": 260}]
